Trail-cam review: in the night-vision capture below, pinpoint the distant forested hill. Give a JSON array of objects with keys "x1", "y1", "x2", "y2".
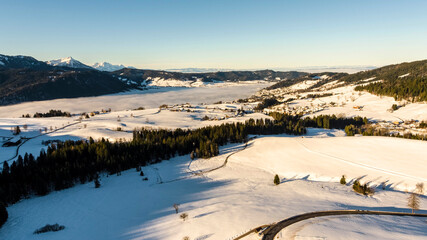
[
  {"x1": 266, "y1": 72, "x2": 348, "y2": 90},
  {"x1": 263, "y1": 59, "x2": 427, "y2": 102},
  {"x1": 0, "y1": 68, "x2": 132, "y2": 106},
  {"x1": 353, "y1": 60, "x2": 427, "y2": 101},
  {"x1": 113, "y1": 68, "x2": 307, "y2": 84}
]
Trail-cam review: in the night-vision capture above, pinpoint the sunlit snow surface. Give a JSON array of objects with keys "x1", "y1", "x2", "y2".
[
  {"x1": 0, "y1": 83, "x2": 426, "y2": 240},
  {"x1": 0, "y1": 130, "x2": 426, "y2": 240}
]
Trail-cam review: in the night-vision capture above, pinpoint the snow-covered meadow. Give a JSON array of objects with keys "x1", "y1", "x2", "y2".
[
  {"x1": 1, "y1": 129, "x2": 426, "y2": 240},
  {"x1": 0, "y1": 82, "x2": 426, "y2": 240}
]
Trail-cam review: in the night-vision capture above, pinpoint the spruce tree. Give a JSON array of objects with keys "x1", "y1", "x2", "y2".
[
  {"x1": 407, "y1": 192, "x2": 420, "y2": 214},
  {"x1": 340, "y1": 175, "x2": 346, "y2": 185},
  {"x1": 94, "y1": 175, "x2": 101, "y2": 188},
  {"x1": 274, "y1": 174, "x2": 280, "y2": 185}
]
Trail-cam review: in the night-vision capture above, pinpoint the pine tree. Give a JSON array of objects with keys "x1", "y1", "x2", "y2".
[
  {"x1": 340, "y1": 175, "x2": 346, "y2": 185},
  {"x1": 353, "y1": 180, "x2": 360, "y2": 192},
  {"x1": 94, "y1": 175, "x2": 101, "y2": 188},
  {"x1": 274, "y1": 174, "x2": 280, "y2": 185},
  {"x1": 13, "y1": 126, "x2": 21, "y2": 135},
  {"x1": 407, "y1": 192, "x2": 420, "y2": 214}
]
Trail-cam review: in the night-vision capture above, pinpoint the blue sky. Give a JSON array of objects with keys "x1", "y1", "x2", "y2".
[{"x1": 1, "y1": 0, "x2": 426, "y2": 69}]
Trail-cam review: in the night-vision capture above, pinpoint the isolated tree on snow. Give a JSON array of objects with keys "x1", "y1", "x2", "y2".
[
  {"x1": 340, "y1": 175, "x2": 346, "y2": 185},
  {"x1": 173, "y1": 204, "x2": 180, "y2": 214},
  {"x1": 13, "y1": 126, "x2": 21, "y2": 135},
  {"x1": 415, "y1": 182, "x2": 424, "y2": 195},
  {"x1": 407, "y1": 192, "x2": 420, "y2": 213},
  {"x1": 274, "y1": 174, "x2": 280, "y2": 185},
  {"x1": 94, "y1": 175, "x2": 101, "y2": 188},
  {"x1": 391, "y1": 104, "x2": 398, "y2": 111},
  {"x1": 180, "y1": 213, "x2": 188, "y2": 221},
  {"x1": 353, "y1": 179, "x2": 360, "y2": 191}
]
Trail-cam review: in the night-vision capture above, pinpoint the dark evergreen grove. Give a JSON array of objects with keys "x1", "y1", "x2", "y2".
[
  {"x1": 301, "y1": 114, "x2": 368, "y2": 130},
  {"x1": 32, "y1": 109, "x2": 71, "y2": 118},
  {"x1": 355, "y1": 77, "x2": 427, "y2": 102}
]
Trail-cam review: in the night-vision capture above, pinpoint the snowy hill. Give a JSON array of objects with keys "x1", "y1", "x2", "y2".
[{"x1": 47, "y1": 57, "x2": 93, "y2": 69}]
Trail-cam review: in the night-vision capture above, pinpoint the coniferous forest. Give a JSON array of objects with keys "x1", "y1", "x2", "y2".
[{"x1": 355, "y1": 77, "x2": 427, "y2": 102}]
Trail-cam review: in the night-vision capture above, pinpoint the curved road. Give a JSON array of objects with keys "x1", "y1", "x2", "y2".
[{"x1": 262, "y1": 210, "x2": 427, "y2": 240}]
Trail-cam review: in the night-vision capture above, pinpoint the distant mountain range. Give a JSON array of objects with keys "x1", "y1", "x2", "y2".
[
  {"x1": 0, "y1": 54, "x2": 307, "y2": 106},
  {"x1": 46, "y1": 57, "x2": 133, "y2": 72}
]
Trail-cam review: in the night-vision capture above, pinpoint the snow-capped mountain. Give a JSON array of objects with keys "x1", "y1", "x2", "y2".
[
  {"x1": 47, "y1": 57, "x2": 93, "y2": 69},
  {"x1": 92, "y1": 62, "x2": 129, "y2": 72}
]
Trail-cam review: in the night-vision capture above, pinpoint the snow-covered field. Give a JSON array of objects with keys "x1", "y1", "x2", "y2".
[
  {"x1": 305, "y1": 86, "x2": 427, "y2": 122},
  {"x1": 1, "y1": 82, "x2": 426, "y2": 240},
  {"x1": 1, "y1": 130, "x2": 426, "y2": 240},
  {"x1": 263, "y1": 83, "x2": 427, "y2": 122}
]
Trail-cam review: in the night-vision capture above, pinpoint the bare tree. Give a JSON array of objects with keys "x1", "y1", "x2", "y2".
[
  {"x1": 180, "y1": 213, "x2": 188, "y2": 221},
  {"x1": 407, "y1": 192, "x2": 420, "y2": 214},
  {"x1": 415, "y1": 182, "x2": 424, "y2": 195},
  {"x1": 173, "y1": 204, "x2": 180, "y2": 214}
]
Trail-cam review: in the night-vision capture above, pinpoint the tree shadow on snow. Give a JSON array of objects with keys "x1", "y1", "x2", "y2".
[{"x1": 119, "y1": 177, "x2": 235, "y2": 240}]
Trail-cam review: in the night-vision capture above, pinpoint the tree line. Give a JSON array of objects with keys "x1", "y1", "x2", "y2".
[
  {"x1": 0, "y1": 114, "x2": 307, "y2": 205},
  {"x1": 302, "y1": 114, "x2": 368, "y2": 129},
  {"x1": 21, "y1": 109, "x2": 71, "y2": 118},
  {"x1": 344, "y1": 124, "x2": 427, "y2": 141}
]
